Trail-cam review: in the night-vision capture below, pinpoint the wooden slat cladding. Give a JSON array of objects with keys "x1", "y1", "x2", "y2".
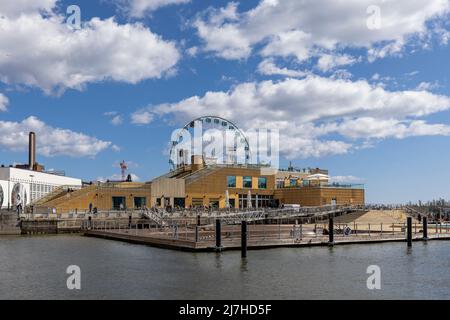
[{"x1": 274, "y1": 187, "x2": 364, "y2": 206}]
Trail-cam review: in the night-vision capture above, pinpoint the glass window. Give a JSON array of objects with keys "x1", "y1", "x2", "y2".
[
  {"x1": 258, "y1": 177, "x2": 267, "y2": 189},
  {"x1": 276, "y1": 179, "x2": 284, "y2": 189},
  {"x1": 174, "y1": 198, "x2": 185, "y2": 208},
  {"x1": 134, "y1": 197, "x2": 147, "y2": 209},
  {"x1": 243, "y1": 176, "x2": 252, "y2": 188},
  {"x1": 112, "y1": 196, "x2": 126, "y2": 210},
  {"x1": 192, "y1": 198, "x2": 203, "y2": 207},
  {"x1": 227, "y1": 176, "x2": 236, "y2": 188}
]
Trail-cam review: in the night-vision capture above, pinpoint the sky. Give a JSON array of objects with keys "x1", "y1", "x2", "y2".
[{"x1": 1, "y1": 0, "x2": 450, "y2": 204}]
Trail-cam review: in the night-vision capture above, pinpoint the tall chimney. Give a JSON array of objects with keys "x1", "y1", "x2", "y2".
[{"x1": 28, "y1": 132, "x2": 36, "y2": 170}]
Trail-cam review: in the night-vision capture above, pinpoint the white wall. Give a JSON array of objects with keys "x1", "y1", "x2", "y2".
[{"x1": 0, "y1": 167, "x2": 82, "y2": 209}]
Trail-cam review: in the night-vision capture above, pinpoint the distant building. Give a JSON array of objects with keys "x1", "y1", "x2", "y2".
[
  {"x1": 0, "y1": 132, "x2": 82, "y2": 210},
  {"x1": 0, "y1": 167, "x2": 82, "y2": 209},
  {"x1": 33, "y1": 155, "x2": 364, "y2": 213}
]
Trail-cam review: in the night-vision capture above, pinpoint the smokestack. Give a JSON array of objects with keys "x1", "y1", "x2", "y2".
[{"x1": 28, "y1": 132, "x2": 36, "y2": 170}]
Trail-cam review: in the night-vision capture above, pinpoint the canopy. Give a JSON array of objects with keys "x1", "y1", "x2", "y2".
[{"x1": 306, "y1": 174, "x2": 329, "y2": 181}]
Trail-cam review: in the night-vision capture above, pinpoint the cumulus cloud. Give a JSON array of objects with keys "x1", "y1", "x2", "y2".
[
  {"x1": 0, "y1": 1, "x2": 180, "y2": 94},
  {"x1": 194, "y1": 0, "x2": 450, "y2": 63},
  {"x1": 0, "y1": 116, "x2": 112, "y2": 157},
  {"x1": 130, "y1": 108, "x2": 155, "y2": 125},
  {"x1": 0, "y1": 93, "x2": 8, "y2": 111},
  {"x1": 0, "y1": 0, "x2": 56, "y2": 17},
  {"x1": 136, "y1": 76, "x2": 450, "y2": 158},
  {"x1": 317, "y1": 54, "x2": 359, "y2": 72},
  {"x1": 104, "y1": 111, "x2": 124, "y2": 126},
  {"x1": 257, "y1": 59, "x2": 305, "y2": 78},
  {"x1": 120, "y1": 0, "x2": 191, "y2": 17}
]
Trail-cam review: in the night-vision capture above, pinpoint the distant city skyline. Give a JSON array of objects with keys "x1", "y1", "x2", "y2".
[{"x1": 1, "y1": 0, "x2": 450, "y2": 203}]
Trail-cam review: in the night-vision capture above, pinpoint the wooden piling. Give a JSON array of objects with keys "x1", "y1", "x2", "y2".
[
  {"x1": 215, "y1": 219, "x2": 222, "y2": 250},
  {"x1": 407, "y1": 216, "x2": 412, "y2": 247},
  {"x1": 423, "y1": 216, "x2": 428, "y2": 240},
  {"x1": 241, "y1": 220, "x2": 248, "y2": 258},
  {"x1": 328, "y1": 214, "x2": 334, "y2": 246}
]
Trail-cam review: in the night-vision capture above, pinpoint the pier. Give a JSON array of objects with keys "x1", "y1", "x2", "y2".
[
  {"x1": 81, "y1": 206, "x2": 450, "y2": 252},
  {"x1": 7, "y1": 205, "x2": 450, "y2": 252}
]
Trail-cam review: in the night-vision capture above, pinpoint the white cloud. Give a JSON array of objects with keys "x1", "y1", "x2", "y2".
[
  {"x1": 186, "y1": 46, "x2": 198, "y2": 57},
  {"x1": 0, "y1": 0, "x2": 56, "y2": 17},
  {"x1": 194, "y1": 0, "x2": 450, "y2": 63},
  {"x1": 0, "y1": 116, "x2": 112, "y2": 157},
  {"x1": 257, "y1": 59, "x2": 305, "y2": 78},
  {"x1": 119, "y1": 0, "x2": 191, "y2": 17},
  {"x1": 111, "y1": 145, "x2": 121, "y2": 152},
  {"x1": 0, "y1": 2, "x2": 180, "y2": 94},
  {"x1": 130, "y1": 108, "x2": 155, "y2": 125},
  {"x1": 0, "y1": 93, "x2": 8, "y2": 111},
  {"x1": 317, "y1": 54, "x2": 358, "y2": 72},
  {"x1": 141, "y1": 76, "x2": 450, "y2": 158},
  {"x1": 331, "y1": 117, "x2": 450, "y2": 140},
  {"x1": 415, "y1": 81, "x2": 440, "y2": 91},
  {"x1": 329, "y1": 175, "x2": 365, "y2": 184},
  {"x1": 104, "y1": 111, "x2": 123, "y2": 125},
  {"x1": 110, "y1": 115, "x2": 123, "y2": 126}
]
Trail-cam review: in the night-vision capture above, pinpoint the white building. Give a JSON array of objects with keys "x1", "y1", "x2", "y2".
[{"x1": 0, "y1": 166, "x2": 82, "y2": 210}]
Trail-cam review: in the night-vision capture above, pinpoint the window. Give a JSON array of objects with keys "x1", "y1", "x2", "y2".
[
  {"x1": 209, "y1": 198, "x2": 220, "y2": 208},
  {"x1": 174, "y1": 198, "x2": 185, "y2": 208},
  {"x1": 112, "y1": 196, "x2": 126, "y2": 210},
  {"x1": 192, "y1": 198, "x2": 203, "y2": 207},
  {"x1": 134, "y1": 197, "x2": 147, "y2": 209},
  {"x1": 243, "y1": 176, "x2": 252, "y2": 188},
  {"x1": 227, "y1": 176, "x2": 236, "y2": 188},
  {"x1": 276, "y1": 179, "x2": 284, "y2": 189},
  {"x1": 258, "y1": 177, "x2": 267, "y2": 189}
]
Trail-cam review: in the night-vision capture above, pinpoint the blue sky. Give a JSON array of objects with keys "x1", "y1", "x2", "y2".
[{"x1": 1, "y1": 0, "x2": 450, "y2": 204}]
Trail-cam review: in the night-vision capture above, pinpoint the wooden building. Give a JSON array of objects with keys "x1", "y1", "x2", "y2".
[{"x1": 35, "y1": 159, "x2": 364, "y2": 213}]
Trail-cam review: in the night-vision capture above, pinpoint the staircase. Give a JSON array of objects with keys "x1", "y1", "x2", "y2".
[
  {"x1": 142, "y1": 209, "x2": 167, "y2": 227},
  {"x1": 184, "y1": 166, "x2": 219, "y2": 184},
  {"x1": 31, "y1": 186, "x2": 69, "y2": 206},
  {"x1": 36, "y1": 185, "x2": 97, "y2": 209}
]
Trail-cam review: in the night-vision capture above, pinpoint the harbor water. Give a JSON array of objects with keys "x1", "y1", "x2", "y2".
[{"x1": 0, "y1": 235, "x2": 449, "y2": 299}]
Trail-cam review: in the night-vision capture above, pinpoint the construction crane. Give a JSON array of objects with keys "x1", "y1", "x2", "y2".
[{"x1": 120, "y1": 160, "x2": 127, "y2": 181}]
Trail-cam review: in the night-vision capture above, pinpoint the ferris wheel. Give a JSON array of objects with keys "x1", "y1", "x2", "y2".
[{"x1": 169, "y1": 116, "x2": 251, "y2": 171}]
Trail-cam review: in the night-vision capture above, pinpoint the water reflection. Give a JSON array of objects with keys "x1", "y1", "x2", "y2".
[{"x1": 0, "y1": 235, "x2": 449, "y2": 299}]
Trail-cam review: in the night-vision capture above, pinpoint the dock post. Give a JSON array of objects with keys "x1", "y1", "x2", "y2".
[
  {"x1": 128, "y1": 215, "x2": 132, "y2": 229},
  {"x1": 328, "y1": 214, "x2": 334, "y2": 246},
  {"x1": 195, "y1": 226, "x2": 199, "y2": 242},
  {"x1": 423, "y1": 216, "x2": 428, "y2": 240},
  {"x1": 215, "y1": 219, "x2": 222, "y2": 251},
  {"x1": 407, "y1": 216, "x2": 412, "y2": 247},
  {"x1": 197, "y1": 215, "x2": 201, "y2": 226},
  {"x1": 88, "y1": 216, "x2": 92, "y2": 230},
  {"x1": 241, "y1": 220, "x2": 248, "y2": 258}
]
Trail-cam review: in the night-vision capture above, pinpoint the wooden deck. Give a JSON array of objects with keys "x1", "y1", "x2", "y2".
[{"x1": 84, "y1": 225, "x2": 450, "y2": 252}]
